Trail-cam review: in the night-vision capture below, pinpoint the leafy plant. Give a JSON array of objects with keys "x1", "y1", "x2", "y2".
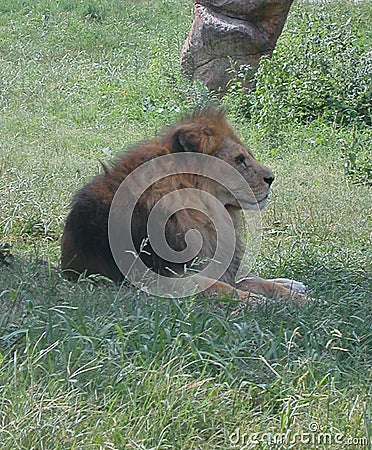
[
  {"x1": 342, "y1": 132, "x2": 372, "y2": 185},
  {"x1": 227, "y1": 2, "x2": 371, "y2": 128}
]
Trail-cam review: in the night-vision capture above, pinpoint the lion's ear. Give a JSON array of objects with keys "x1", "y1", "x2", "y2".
[{"x1": 170, "y1": 128, "x2": 200, "y2": 153}]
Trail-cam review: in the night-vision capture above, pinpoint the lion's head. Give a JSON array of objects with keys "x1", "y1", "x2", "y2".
[{"x1": 167, "y1": 108, "x2": 275, "y2": 210}]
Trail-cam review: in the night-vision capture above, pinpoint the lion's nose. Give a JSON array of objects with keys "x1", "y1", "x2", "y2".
[{"x1": 264, "y1": 175, "x2": 275, "y2": 187}]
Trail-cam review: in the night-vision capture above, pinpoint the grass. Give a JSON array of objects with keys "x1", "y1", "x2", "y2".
[{"x1": 0, "y1": 0, "x2": 371, "y2": 448}]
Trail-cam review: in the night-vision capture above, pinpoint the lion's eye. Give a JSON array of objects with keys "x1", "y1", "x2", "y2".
[{"x1": 235, "y1": 154, "x2": 247, "y2": 166}]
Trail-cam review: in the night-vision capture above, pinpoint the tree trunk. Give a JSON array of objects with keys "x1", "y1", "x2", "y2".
[{"x1": 181, "y1": 0, "x2": 294, "y2": 94}]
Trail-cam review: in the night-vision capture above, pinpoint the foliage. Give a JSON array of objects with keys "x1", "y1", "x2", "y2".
[
  {"x1": 254, "y1": 10, "x2": 371, "y2": 127},
  {"x1": 225, "y1": 1, "x2": 371, "y2": 185},
  {"x1": 228, "y1": 1, "x2": 372, "y2": 128},
  {"x1": 341, "y1": 131, "x2": 372, "y2": 186}
]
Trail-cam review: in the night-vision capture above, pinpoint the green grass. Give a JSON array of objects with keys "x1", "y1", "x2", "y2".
[{"x1": 0, "y1": 0, "x2": 371, "y2": 448}]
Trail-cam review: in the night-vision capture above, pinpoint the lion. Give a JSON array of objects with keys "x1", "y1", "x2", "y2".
[{"x1": 61, "y1": 108, "x2": 309, "y2": 302}]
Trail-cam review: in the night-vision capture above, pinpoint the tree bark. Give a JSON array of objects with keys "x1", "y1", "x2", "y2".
[{"x1": 181, "y1": 0, "x2": 294, "y2": 94}]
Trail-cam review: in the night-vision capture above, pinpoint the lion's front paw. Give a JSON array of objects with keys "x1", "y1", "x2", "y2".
[
  {"x1": 236, "y1": 289, "x2": 263, "y2": 302},
  {"x1": 268, "y1": 278, "x2": 307, "y2": 294}
]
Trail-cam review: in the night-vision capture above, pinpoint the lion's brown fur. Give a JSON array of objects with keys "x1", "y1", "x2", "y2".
[{"x1": 61, "y1": 109, "x2": 309, "y2": 302}]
